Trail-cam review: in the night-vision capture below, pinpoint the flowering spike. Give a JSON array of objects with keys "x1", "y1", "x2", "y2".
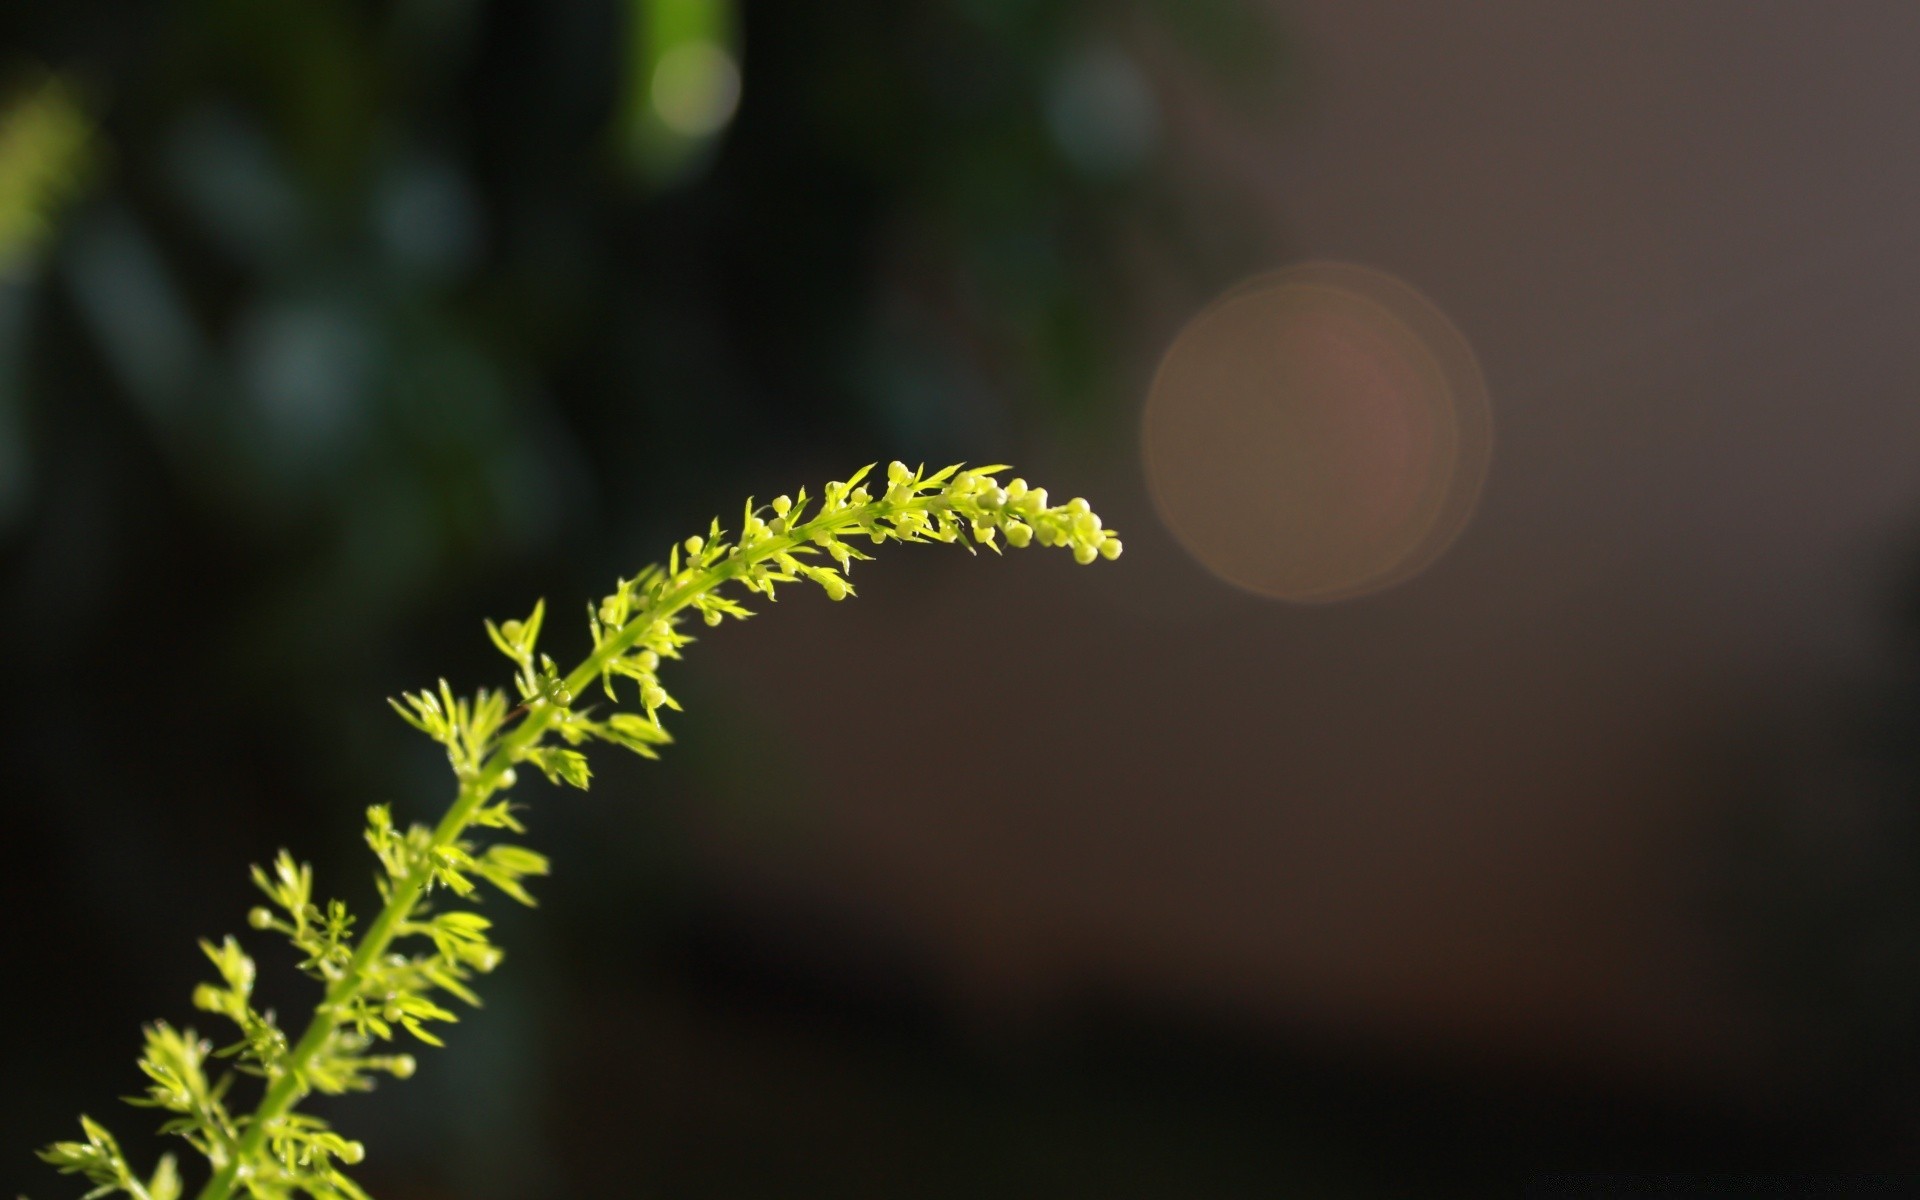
[{"x1": 50, "y1": 463, "x2": 1118, "y2": 1200}]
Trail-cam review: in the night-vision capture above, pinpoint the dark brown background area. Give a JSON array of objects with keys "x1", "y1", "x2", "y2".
[
  {"x1": 686, "y1": 0, "x2": 1920, "y2": 1097},
  {"x1": 9, "y1": 1, "x2": 1920, "y2": 1195}
]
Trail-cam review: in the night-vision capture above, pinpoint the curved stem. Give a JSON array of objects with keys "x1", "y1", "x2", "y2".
[
  {"x1": 194, "y1": 771, "x2": 503, "y2": 1200},
  {"x1": 193, "y1": 497, "x2": 908, "y2": 1200}
]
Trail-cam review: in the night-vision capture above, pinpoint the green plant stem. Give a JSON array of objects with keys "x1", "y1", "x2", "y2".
[
  {"x1": 194, "y1": 774, "x2": 499, "y2": 1200},
  {"x1": 192, "y1": 498, "x2": 904, "y2": 1200}
]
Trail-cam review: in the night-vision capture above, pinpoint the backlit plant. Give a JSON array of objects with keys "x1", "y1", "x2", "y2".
[{"x1": 33, "y1": 462, "x2": 1118, "y2": 1200}]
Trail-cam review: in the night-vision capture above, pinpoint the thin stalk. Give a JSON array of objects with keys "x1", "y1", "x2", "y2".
[{"x1": 192, "y1": 499, "x2": 903, "y2": 1200}]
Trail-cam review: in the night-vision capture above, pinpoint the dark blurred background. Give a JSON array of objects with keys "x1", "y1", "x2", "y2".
[{"x1": 8, "y1": 1, "x2": 1920, "y2": 1194}]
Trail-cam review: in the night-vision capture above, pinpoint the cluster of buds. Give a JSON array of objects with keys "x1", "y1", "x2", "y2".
[
  {"x1": 552, "y1": 463, "x2": 1126, "y2": 753},
  {"x1": 937, "y1": 464, "x2": 1122, "y2": 564}
]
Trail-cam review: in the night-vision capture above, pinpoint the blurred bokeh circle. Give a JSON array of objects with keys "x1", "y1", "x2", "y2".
[{"x1": 1143, "y1": 262, "x2": 1492, "y2": 602}]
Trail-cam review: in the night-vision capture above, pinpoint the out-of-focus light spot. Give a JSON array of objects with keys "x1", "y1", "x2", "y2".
[
  {"x1": 374, "y1": 157, "x2": 482, "y2": 281},
  {"x1": 0, "y1": 76, "x2": 94, "y2": 277},
  {"x1": 237, "y1": 299, "x2": 371, "y2": 471},
  {"x1": 1142, "y1": 263, "x2": 1491, "y2": 602},
  {"x1": 619, "y1": 0, "x2": 740, "y2": 185},
  {"x1": 64, "y1": 206, "x2": 206, "y2": 423},
  {"x1": 163, "y1": 107, "x2": 303, "y2": 271},
  {"x1": 1046, "y1": 45, "x2": 1159, "y2": 177},
  {"x1": 650, "y1": 41, "x2": 741, "y2": 138}
]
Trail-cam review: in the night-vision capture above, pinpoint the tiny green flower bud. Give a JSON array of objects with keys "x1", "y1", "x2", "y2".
[
  {"x1": 1067, "y1": 496, "x2": 1091, "y2": 515},
  {"x1": 1023, "y1": 487, "x2": 1048, "y2": 513},
  {"x1": 704, "y1": 610, "x2": 724, "y2": 626},
  {"x1": 500, "y1": 620, "x2": 524, "y2": 643},
  {"x1": 850, "y1": 486, "x2": 871, "y2": 505},
  {"x1": 636, "y1": 649, "x2": 660, "y2": 672},
  {"x1": 247, "y1": 907, "x2": 275, "y2": 930},
  {"x1": 821, "y1": 574, "x2": 848, "y2": 601},
  {"x1": 1099, "y1": 538, "x2": 1123, "y2": 560},
  {"x1": 340, "y1": 1141, "x2": 366, "y2": 1165},
  {"x1": 389, "y1": 1054, "x2": 417, "y2": 1079},
  {"x1": 1005, "y1": 478, "x2": 1028, "y2": 500},
  {"x1": 684, "y1": 535, "x2": 704, "y2": 555},
  {"x1": 772, "y1": 494, "x2": 792, "y2": 515},
  {"x1": 887, "y1": 460, "x2": 911, "y2": 485},
  {"x1": 1005, "y1": 520, "x2": 1033, "y2": 547},
  {"x1": 499, "y1": 768, "x2": 517, "y2": 788},
  {"x1": 1074, "y1": 542, "x2": 1099, "y2": 564}
]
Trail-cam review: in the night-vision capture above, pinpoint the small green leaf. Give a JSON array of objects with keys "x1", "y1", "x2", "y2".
[{"x1": 400, "y1": 1017, "x2": 445, "y2": 1046}]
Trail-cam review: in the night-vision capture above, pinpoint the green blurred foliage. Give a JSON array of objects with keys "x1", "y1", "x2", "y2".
[
  {"x1": 620, "y1": 0, "x2": 741, "y2": 182},
  {"x1": 4, "y1": 0, "x2": 1280, "y2": 639},
  {"x1": 0, "y1": 74, "x2": 95, "y2": 276}
]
